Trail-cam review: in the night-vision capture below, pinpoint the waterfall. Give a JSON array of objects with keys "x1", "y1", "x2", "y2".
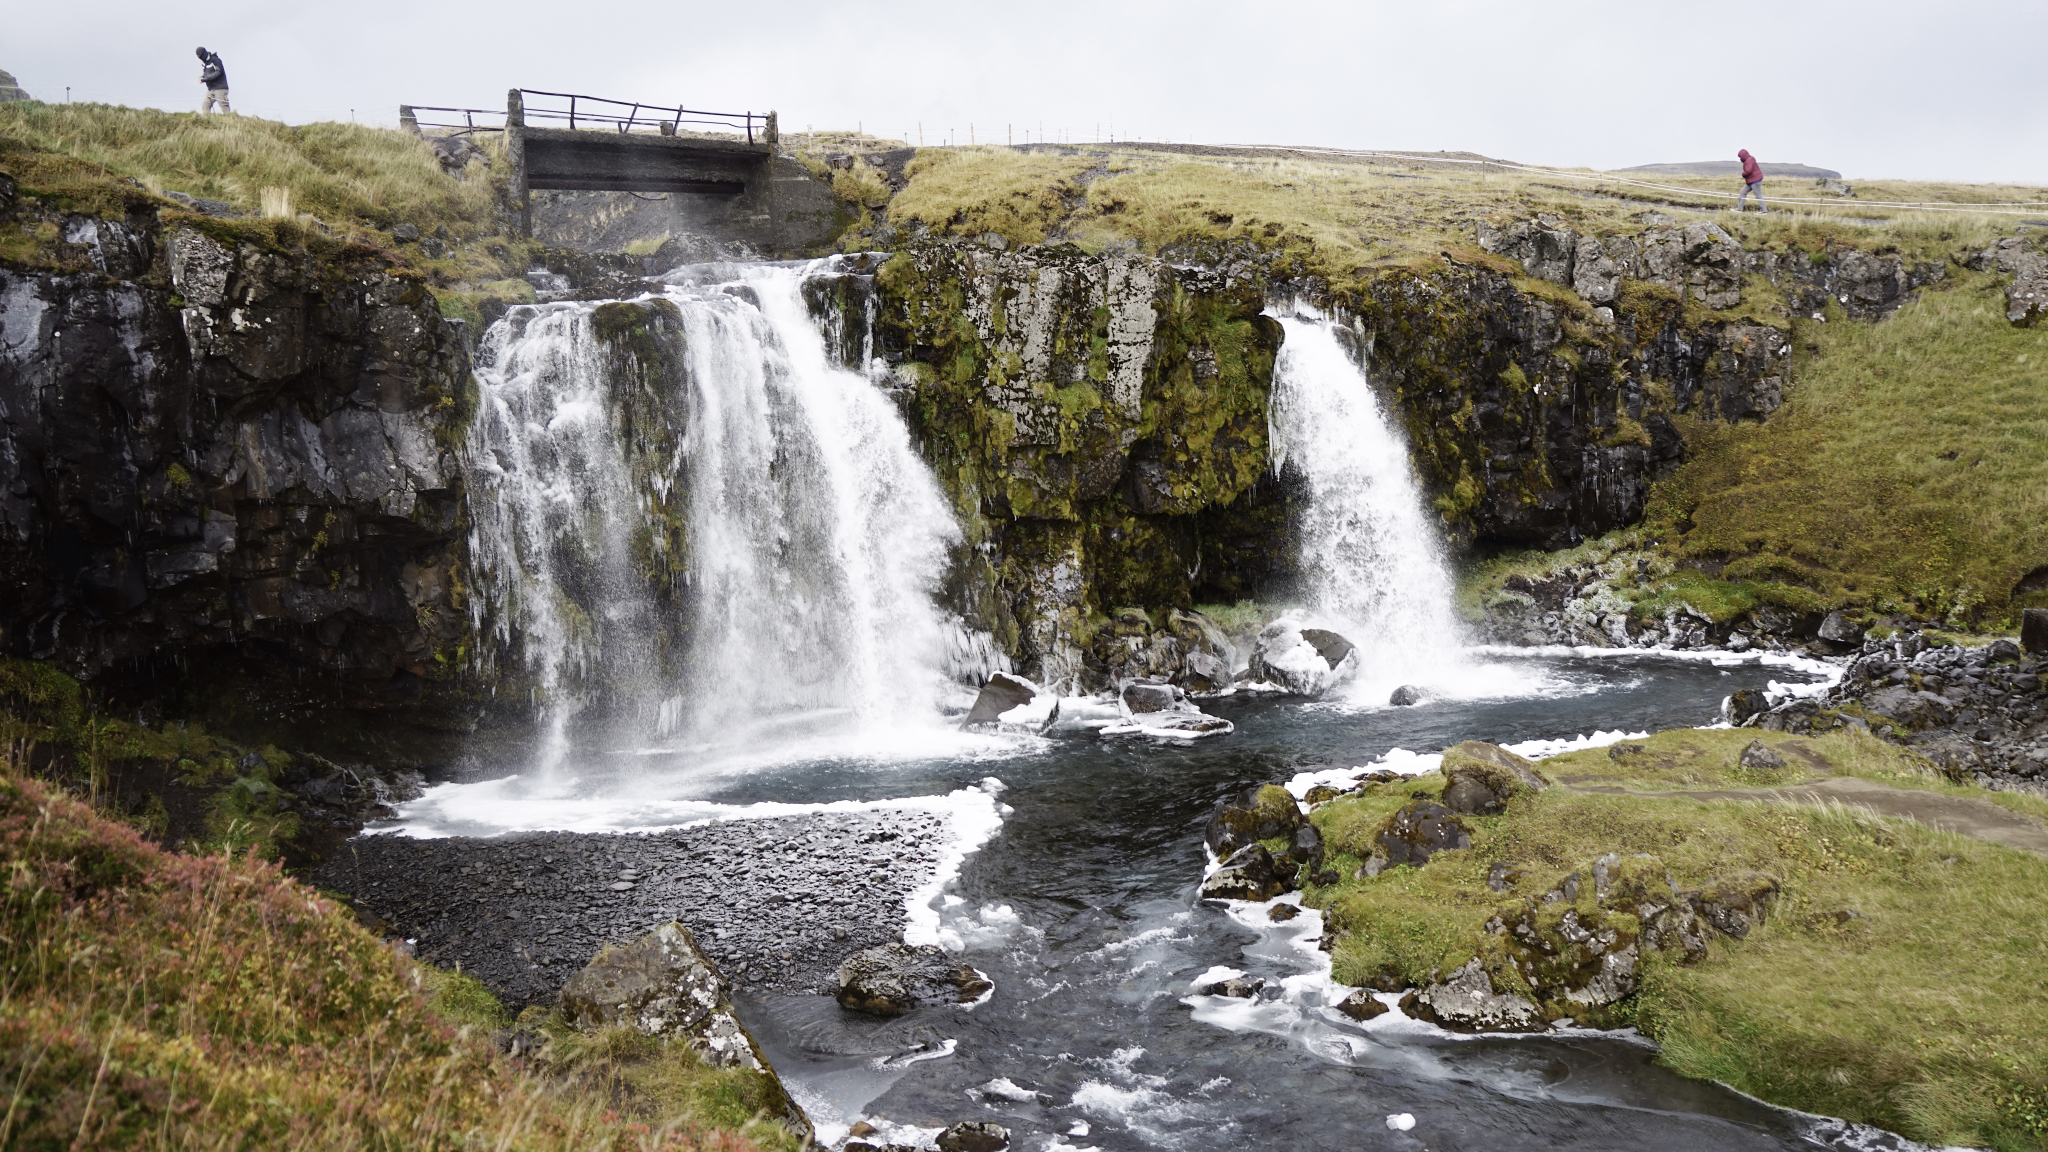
[
  {"x1": 1268, "y1": 304, "x2": 1472, "y2": 699},
  {"x1": 462, "y1": 258, "x2": 979, "y2": 762}
]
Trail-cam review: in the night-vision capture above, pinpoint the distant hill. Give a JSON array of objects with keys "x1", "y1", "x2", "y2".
[{"x1": 1620, "y1": 160, "x2": 1842, "y2": 179}]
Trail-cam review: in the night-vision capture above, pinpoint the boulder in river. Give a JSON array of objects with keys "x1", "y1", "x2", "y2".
[
  {"x1": 835, "y1": 943, "x2": 993, "y2": 1016},
  {"x1": 937, "y1": 1121, "x2": 1012, "y2": 1152},
  {"x1": 1200, "y1": 843, "x2": 1290, "y2": 901},
  {"x1": 1336, "y1": 988, "x2": 1390, "y2": 1021},
  {"x1": 1389, "y1": 685, "x2": 1424, "y2": 706},
  {"x1": 1205, "y1": 783, "x2": 1303, "y2": 857},
  {"x1": 1246, "y1": 619, "x2": 1357, "y2": 696},
  {"x1": 962, "y1": 672, "x2": 1041, "y2": 729},
  {"x1": 1375, "y1": 799, "x2": 1473, "y2": 866},
  {"x1": 1439, "y1": 742, "x2": 1549, "y2": 816},
  {"x1": 1198, "y1": 973, "x2": 1267, "y2": 998}
]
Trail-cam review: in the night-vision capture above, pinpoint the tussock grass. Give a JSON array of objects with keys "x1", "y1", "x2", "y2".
[
  {"x1": 0, "y1": 101, "x2": 501, "y2": 233},
  {"x1": 1306, "y1": 735, "x2": 2048, "y2": 1150},
  {"x1": 1647, "y1": 275, "x2": 2048, "y2": 624},
  {"x1": 0, "y1": 758, "x2": 769, "y2": 1152}
]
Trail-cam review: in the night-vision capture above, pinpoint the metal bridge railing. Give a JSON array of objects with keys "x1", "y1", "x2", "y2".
[
  {"x1": 400, "y1": 105, "x2": 506, "y2": 135},
  {"x1": 516, "y1": 90, "x2": 766, "y2": 143}
]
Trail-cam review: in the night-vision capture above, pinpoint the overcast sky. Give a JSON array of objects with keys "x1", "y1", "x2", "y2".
[{"x1": 12, "y1": 0, "x2": 2045, "y2": 185}]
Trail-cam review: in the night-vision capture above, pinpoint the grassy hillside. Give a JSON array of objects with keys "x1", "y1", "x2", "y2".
[
  {"x1": 0, "y1": 756, "x2": 789, "y2": 1152},
  {"x1": 1306, "y1": 728, "x2": 2048, "y2": 1151},
  {"x1": 1647, "y1": 275, "x2": 2048, "y2": 622}
]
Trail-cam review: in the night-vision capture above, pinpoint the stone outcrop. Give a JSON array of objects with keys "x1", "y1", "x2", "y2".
[
  {"x1": 1966, "y1": 237, "x2": 2048, "y2": 327},
  {"x1": 1440, "y1": 741, "x2": 1550, "y2": 814},
  {"x1": 558, "y1": 922, "x2": 810, "y2": 1137},
  {"x1": 1394, "y1": 853, "x2": 1777, "y2": 1032},
  {"x1": 1809, "y1": 633, "x2": 2048, "y2": 793},
  {"x1": 0, "y1": 199, "x2": 478, "y2": 735},
  {"x1": 0, "y1": 69, "x2": 29, "y2": 102},
  {"x1": 1199, "y1": 842, "x2": 1290, "y2": 901},
  {"x1": 876, "y1": 241, "x2": 1288, "y2": 691}
]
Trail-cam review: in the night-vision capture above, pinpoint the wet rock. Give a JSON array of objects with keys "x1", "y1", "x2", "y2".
[
  {"x1": 1204, "y1": 783, "x2": 1303, "y2": 857},
  {"x1": 1302, "y1": 785, "x2": 1342, "y2": 805},
  {"x1": 1439, "y1": 742, "x2": 1549, "y2": 816},
  {"x1": 1336, "y1": 988, "x2": 1389, "y2": 1021},
  {"x1": 1200, "y1": 843, "x2": 1289, "y2": 901},
  {"x1": 1287, "y1": 822, "x2": 1326, "y2": 874},
  {"x1": 1400, "y1": 958, "x2": 1541, "y2": 1032},
  {"x1": 1726, "y1": 689, "x2": 1769, "y2": 726},
  {"x1": 962, "y1": 672, "x2": 1039, "y2": 728},
  {"x1": 937, "y1": 1122, "x2": 1011, "y2": 1152},
  {"x1": 1374, "y1": 799, "x2": 1472, "y2": 867},
  {"x1": 1389, "y1": 685, "x2": 1424, "y2": 706},
  {"x1": 1987, "y1": 638, "x2": 2024, "y2": 664},
  {"x1": 835, "y1": 943, "x2": 992, "y2": 1016},
  {"x1": 1817, "y1": 611, "x2": 1866, "y2": 647},
  {"x1": 1199, "y1": 974, "x2": 1267, "y2": 998},
  {"x1": 1122, "y1": 681, "x2": 1181, "y2": 714},
  {"x1": 1248, "y1": 619, "x2": 1355, "y2": 695},
  {"x1": 1266, "y1": 903, "x2": 1299, "y2": 922}
]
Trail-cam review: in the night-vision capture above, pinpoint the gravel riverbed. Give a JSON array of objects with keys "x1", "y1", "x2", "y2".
[{"x1": 316, "y1": 810, "x2": 952, "y2": 1007}]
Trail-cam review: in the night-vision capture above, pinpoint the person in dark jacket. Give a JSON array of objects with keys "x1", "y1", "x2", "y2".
[
  {"x1": 1735, "y1": 148, "x2": 1766, "y2": 213},
  {"x1": 196, "y1": 47, "x2": 230, "y2": 114}
]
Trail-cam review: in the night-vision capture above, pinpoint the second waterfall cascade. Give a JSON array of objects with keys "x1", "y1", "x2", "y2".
[
  {"x1": 1268, "y1": 304, "x2": 1490, "y2": 702},
  {"x1": 462, "y1": 259, "x2": 995, "y2": 767}
]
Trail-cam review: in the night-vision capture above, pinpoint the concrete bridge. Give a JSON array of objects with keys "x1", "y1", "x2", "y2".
[{"x1": 405, "y1": 90, "x2": 844, "y2": 254}]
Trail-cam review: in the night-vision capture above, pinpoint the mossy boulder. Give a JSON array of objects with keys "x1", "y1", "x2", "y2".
[
  {"x1": 1440, "y1": 741, "x2": 1550, "y2": 815},
  {"x1": 1205, "y1": 783, "x2": 1303, "y2": 857},
  {"x1": 1371, "y1": 798, "x2": 1472, "y2": 868}
]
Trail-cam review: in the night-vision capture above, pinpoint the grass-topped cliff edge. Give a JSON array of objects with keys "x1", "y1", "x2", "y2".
[{"x1": 1302, "y1": 727, "x2": 2048, "y2": 1150}]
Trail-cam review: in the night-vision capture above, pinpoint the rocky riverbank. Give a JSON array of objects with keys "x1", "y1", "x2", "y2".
[
  {"x1": 1736, "y1": 613, "x2": 2048, "y2": 794},
  {"x1": 318, "y1": 809, "x2": 957, "y2": 1008}
]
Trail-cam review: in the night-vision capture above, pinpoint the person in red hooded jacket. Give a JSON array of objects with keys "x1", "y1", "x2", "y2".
[{"x1": 1735, "y1": 148, "x2": 1766, "y2": 213}]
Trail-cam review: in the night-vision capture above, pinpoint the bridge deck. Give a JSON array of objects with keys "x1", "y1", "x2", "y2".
[{"x1": 520, "y1": 128, "x2": 770, "y2": 195}]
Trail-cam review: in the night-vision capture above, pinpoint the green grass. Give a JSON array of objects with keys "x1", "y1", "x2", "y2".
[
  {"x1": 1646, "y1": 275, "x2": 2048, "y2": 626},
  {"x1": 1305, "y1": 731, "x2": 2048, "y2": 1150},
  {"x1": 0, "y1": 100, "x2": 500, "y2": 234},
  {"x1": 0, "y1": 760, "x2": 770, "y2": 1152}
]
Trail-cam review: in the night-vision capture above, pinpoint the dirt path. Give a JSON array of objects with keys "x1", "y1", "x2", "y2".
[{"x1": 1572, "y1": 776, "x2": 2048, "y2": 856}]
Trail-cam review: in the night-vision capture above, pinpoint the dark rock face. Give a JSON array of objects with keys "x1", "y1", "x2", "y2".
[
  {"x1": 1399, "y1": 959, "x2": 1542, "y2": 1032},
  {"x1": 1374, "y1": 800, "x2": 1472, "y2": 867},
  {"x1": 1389, "y1": 685, "x2": 1423, "y2": 706},
  {"x1": 1969, "y1": 237, "x2": 2048, "y2": 327},
  {"x1": 835, "y1": 942, "x2": 992, "y2": 1016},
  {"x1": 1199, "y1": 843, "x2": 1289, "y2": 901},
  {"x1": 877, "y1": 243, "x2": 1287, "y2": 691},
  {"x1": 0, "y1": 211, "x2": 476, "y2": 734},
  {"x1": 1817, "y1": 610, "x2": 1867, "y2": 646},
  {"x1": 2024, "y1": 609, "x2": 2048, "y2": 655}
]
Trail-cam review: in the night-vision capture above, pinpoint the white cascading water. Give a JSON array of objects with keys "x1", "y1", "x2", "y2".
[
  {"x1": 1267, "y1": 304, "x2": 1477, "y2": 701},
  {"x1": 463, "y1": 260, "x2": 977, "y2": 767}
]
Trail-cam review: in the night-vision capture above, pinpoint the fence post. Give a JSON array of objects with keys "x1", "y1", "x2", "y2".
[
  {"x1": 507, "y1": 89, "x2": 530, "y2": 238},
  {"x1": 764, "y1": 111, "x2": 778, "y2": 148}
]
